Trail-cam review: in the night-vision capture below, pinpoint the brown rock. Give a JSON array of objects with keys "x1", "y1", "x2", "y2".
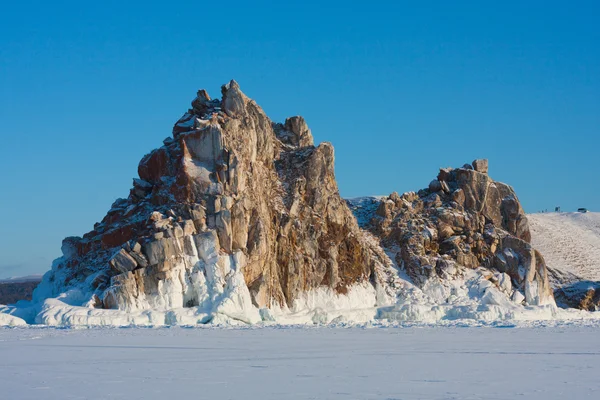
[
  {"x1": 138, "y1": 147, "x2": 173, "y2": 184},
  {"x1": 362, "y1": 160, "x2": 554, "y2": 306},
  {"x1": 221, "y1": 80, "x2": 246, "y2": 116},
  {"x1": 191, "y1": 89, "x2": 212, "y2": 115},
  {"x1": 472, "y1": 159, "x2": 489, "y2": 174},
  {"x1": 101, "y1": 223, "x2": 142, "y2": 249},
  {"x1": 38, "y1": 80, "x2": 389, "y2": 312},
  {"x1": 215, "y1": 210, "x2": 232, "y2": 253},
  {"x1": 142, "y1": 238, "x2": 181, "y2": 266},
  {"x1": 429, "y1": 180, "x2": 442, "y2": 192},
  {"x1": 109, "y1": 249, "x2": 138, "y2": 275},
  {"x1": 282, "y1": 116, "x2": 314, "y2": 147}
]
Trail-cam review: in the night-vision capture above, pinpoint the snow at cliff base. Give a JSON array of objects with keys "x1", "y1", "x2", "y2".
[
  {"x1": 2, "y1": 269, "x2": 600, "y2": 328},
  {"x1": 2, "y1": 212, "x2": 600, "y2": 328}
]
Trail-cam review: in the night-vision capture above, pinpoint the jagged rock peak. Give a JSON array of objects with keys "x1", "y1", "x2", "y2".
[
  {"x1": 358, "y1": 160, "x2": 554, "y2": 306},
  {"x1": 221, "y1": 79, "x2": 247, "y2": 117},
  {"x1": 35, "y1": 80, "x2": 385, "y2": 321}
]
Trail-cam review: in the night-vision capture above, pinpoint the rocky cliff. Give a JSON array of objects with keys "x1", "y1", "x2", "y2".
[
  {"x1": 5, "y1": 82, "x2": 571, "y2": 327},
  {"x1": 349, "y1": 160, "x2": 555, "y2": 307},
  {"x1": 33, "y1": 80, "x2": 386, "y2": 323}
]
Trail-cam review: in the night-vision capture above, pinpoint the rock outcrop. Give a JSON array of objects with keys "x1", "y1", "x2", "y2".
[
  {"x1": 35, "y1": 80, "x2": 384, "y2": 320},
  {"x1": 553, "y1": 280, "x2": 600, "y2": 311},
  {"x1": 22, "y1": 83, "x2": 566, "y2": 327},
  {"x1": 354, "y1": 160, "x2": 555, "y2": 306}
]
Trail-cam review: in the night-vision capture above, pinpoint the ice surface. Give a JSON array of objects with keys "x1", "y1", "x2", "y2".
[{"x1": 1, "y1": 326, "x2": 600, "y2": 400}]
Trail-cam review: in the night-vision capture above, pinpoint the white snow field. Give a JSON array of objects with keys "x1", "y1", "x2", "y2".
[
  {"x1": 1, "y1": 326, "x2": 599, "y2": 400},
  {"x1": 529, "y1": 212, "x2": 600, "y2": 284}
]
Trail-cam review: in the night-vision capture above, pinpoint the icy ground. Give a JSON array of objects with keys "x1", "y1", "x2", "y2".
[
  {"x1": 1, "y1": 326, "x2": 599, "y2": 400},
  {"x1": 529, "y1": 212, "x2": 600, "y2": 284}
]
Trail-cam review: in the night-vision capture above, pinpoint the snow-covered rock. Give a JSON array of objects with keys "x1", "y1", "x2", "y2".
[
  {"x1": 350, "y1": 160, "x2": 555, "y2": 308},
  {"x1": 0, "y1": 312, "x2": 26, "y2": 326}
]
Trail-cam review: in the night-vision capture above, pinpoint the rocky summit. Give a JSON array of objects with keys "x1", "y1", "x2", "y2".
[
  {"x1": 349, "y1": 159, "x2": 555, "y2": 307},
  {"x1": 33, "y1": 80, "x2": 387, "y2": 323},
  {"x1": 6, "y1": 81, "x2": 576, "y2": 327}
]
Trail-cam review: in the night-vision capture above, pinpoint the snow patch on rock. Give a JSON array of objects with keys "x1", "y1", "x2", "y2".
[{"x1": 0, "y1": 312, "x2": 27, "y2": 326}]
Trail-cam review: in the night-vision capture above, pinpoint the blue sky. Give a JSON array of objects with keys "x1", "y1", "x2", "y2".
[{"x1": 0, "y1": 1, "x2": 598, "y2": 278}]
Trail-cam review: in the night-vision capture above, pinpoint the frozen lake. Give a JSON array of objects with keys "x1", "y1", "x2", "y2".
[{"x1": 1, "y1": 326, "x2": 599, "y2": 400}]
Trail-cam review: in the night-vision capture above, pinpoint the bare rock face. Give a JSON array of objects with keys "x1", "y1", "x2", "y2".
[
  {"x1": 472, "y1": 158, "x2": 488, "y2": 174},
  {"x1": 39, "y1": 80, "x2": 382, "y2": 314},
  {"x1": 362, "y1": 160, "x2": 554, "y2": 306},
  {"x1": 551, "y1": 276, "x2": 600, "y2": 311}
]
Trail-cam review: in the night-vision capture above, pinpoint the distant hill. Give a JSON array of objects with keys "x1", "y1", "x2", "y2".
[
  {"x1": 529, "y1": 212, "x2": 600, "y2": 309},
  {"x1": 529, "y1": 212, "x2": 600, "y2": 283},
  {"x1": 0, "y1": 276, "x2": 42, "y2": 305}
]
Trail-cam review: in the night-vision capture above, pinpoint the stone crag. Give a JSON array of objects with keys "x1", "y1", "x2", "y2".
[
  {"x1": 354, "y1": 159, "x2": 555, "y2": 306},
  {"x1": 29, "y1": 82, "x2": 560, "y2": 326},
  {"x1": 37, "y1": 81, "x2": 384, "y2": 317},
  {"x1": 554, "y1": 281, "x2": 600, "y2": 311}
]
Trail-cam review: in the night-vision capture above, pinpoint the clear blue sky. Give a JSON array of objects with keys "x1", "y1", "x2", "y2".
[{"x1": 1, "y1": 1, "x2": 598, "y2": 278}]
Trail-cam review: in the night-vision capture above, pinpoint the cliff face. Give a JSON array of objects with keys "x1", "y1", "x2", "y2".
[
  {"x1": 20, "y1": 82, "x2": 563, "y2": 327},
  {"x1": 352, "y1": 160, "x2": 555, "y2": 306},
  {"x1": 35, "y1": 81, "x2": 383, "y2": 320}
]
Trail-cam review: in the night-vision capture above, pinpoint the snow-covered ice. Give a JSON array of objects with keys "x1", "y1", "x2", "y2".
[{"x1": 1, "y1": 325, "x2": 599, "y2": 400}]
